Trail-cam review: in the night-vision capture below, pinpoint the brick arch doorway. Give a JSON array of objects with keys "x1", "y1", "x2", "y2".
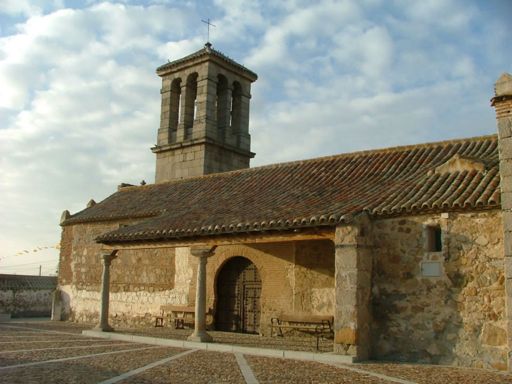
[{"x1": 215, "y1": 256, "x2": 261, "y2": 334}]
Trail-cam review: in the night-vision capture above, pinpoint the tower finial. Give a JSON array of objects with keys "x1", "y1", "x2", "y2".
[{"x1": 201, "y1": 18, "x2": 216, "y2": 44}]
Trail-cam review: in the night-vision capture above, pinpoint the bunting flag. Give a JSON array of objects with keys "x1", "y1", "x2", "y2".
[{"x1": 4, "y1": 244, "x2": 61, "y2": 261}]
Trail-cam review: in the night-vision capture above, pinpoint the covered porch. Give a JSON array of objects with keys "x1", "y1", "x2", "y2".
[{"x1": 93, "y1": 217, "x2": 373, "y2": 361}]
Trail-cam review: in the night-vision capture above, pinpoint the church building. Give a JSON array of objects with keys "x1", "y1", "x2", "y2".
[{"x1": 57, "y1": 43, "x2": 512, "y2": 370}]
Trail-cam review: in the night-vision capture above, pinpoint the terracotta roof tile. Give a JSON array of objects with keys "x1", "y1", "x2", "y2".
[{"x1": 62, "y1": 135, "x2": 500, "y2": 243}]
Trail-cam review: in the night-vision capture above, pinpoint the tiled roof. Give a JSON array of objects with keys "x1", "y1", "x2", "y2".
[
  {"x1": 156, "y1": 43, "x2": 257, "y2": 80},
  {"x1": 0, "y1": 274, "x2": 57, "y2": 291},
  {"x1": 62, "y1": 135, "x2": 500, "y2": 244}
]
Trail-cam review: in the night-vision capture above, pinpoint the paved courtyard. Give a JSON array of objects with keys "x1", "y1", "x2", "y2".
[{"x1": 1, "y1": 320, "x2": 512, "y2": 383}]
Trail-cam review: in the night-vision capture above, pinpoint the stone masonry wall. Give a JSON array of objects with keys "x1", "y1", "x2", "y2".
[
  {"x1": 58, "y1": 221, "x2": 191, "y2": 326},
  {"x1": 155, "y1": 144, "x2": 207, "y2": 181},
  {"x1": 371, "y1": 210, "x2": 506, "y2": 370},
  {"x1": 293, "y1": 240, "x2": 335, "y2": 315}
]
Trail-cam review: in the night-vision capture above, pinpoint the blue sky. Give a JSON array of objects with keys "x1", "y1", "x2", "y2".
[{"x1": 0, "y1": 0, "x2": 511, "y2": 275}]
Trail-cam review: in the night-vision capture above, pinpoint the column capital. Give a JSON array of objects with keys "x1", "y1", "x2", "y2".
[
  {"x1": 101, "y1": 250, "x2": 118, "y2": 265},
  {"x1": 190, "y1": 245, "x2": 217, "y2": 258}
]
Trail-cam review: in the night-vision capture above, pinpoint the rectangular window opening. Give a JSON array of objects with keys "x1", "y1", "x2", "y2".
[{"x1": 425, "y1": 225, "x2": 442, "y2": 252}]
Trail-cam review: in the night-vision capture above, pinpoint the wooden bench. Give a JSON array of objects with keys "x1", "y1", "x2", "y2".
[
  {"x1": 270, "y1": 314, "x2": 334, "y2": 350},
  {"x1": 154, "y1": 305, "x2": 213, "y2": 329}
]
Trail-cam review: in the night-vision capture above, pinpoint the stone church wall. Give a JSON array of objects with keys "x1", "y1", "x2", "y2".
[
  {"x1": 371, "y1": 210, "x2": 506, "y2": 370},
  {"x1": 59, "y1": 211, "x2": 506, "y2": 369},
  {"x1": 58, "y1": 221, "x2": 189, "y2": 326}
]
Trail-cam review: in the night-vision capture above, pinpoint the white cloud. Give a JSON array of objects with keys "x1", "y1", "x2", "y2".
[
  {"x1": 246, "y1": 0, "x2": 361, "y2": 69},
  {"x1": 0, "y1": 0, "x2": 42, "y2": 17},
  {"x1": 0, "y1": 3, "x2": 180, "y2": 273},
  {"x1": 401, "y1": 0, "x2": 475, "y2": 30}
]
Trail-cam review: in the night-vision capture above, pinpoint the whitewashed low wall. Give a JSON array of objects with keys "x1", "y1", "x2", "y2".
[
  {"x1": 0, "y1": 289, "x2": 53, "y2": 317},
  {"x1": 59, "y1": 284, "x2": 190, "y2": 326}
]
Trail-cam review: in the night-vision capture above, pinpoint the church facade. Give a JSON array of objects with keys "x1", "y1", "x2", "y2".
[{"x1": 57, "y1": 44, "x2": 512, "y2": 370}]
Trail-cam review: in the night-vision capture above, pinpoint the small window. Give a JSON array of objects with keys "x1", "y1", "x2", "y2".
[{"x1": 425, "y1": 225, "x2": 442, "y2": 252}]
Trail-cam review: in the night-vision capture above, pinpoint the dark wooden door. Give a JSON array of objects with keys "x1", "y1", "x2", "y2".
[{"x1": 215, "y1": 257, "x2": 261, "y2": 334}]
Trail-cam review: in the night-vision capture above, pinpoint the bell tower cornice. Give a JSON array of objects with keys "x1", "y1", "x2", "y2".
[{"x1": 156, "y1": 43, "x2": 257, "y2": 82}]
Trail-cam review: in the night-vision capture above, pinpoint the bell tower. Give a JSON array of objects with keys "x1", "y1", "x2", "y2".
[{"x1": 153, "y1": 43, "x2": 258, "y2": 183}]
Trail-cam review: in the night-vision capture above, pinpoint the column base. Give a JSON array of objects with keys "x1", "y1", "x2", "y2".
[
  {"x1": 187, "y1": 330, "x2": 213, "y2": 343},
  {"x1": 93, "y1": 324, "x2": 114, "y2": 332}
]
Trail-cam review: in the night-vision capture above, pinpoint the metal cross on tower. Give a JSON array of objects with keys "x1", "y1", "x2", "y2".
[{"x1": 201, "y1": 18, "x2": 216, "y2": 43}]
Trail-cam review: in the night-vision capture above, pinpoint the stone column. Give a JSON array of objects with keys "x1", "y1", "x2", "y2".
[
  {"x1": 220, "y1": 86, "x2": 233, "y2": 143},
  {"x1": 492, "y1": 72, "x2": 512, "y2": 371},
  {"x1": 176, "y1": 82, "x2": 188, "y2": 142},
  {"x1": 333, "y1": 216, "x2": 373, "y2": 361},
  {"x1": 236, "y1": 93, "x2": 252, "y2": 150},
  {"x1": 94, "y1": 250, "x2": 118, "y2": 332},
  {"x1": 51, "y1": 288, "x2": 62, "y2": 321},
  {"x1": 187, "y1": 246, "x2": 216, "y2": 342},
  {"x1": 157, "y1": 83, "x2": 171, "y2": 146},
  {"x1": 195, "y1": 76, "x2": 218, "y2": 140}
]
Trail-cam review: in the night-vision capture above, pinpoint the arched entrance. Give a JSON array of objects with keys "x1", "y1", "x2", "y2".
[{"x1": 215, "y1": 257, "x2": 261, "y2": 334}]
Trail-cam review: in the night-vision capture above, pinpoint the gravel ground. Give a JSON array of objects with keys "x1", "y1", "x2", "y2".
[
  {"x1": 352, "y1": 362, "x2": 512, "y2": 384},
  {"x1": 0, "y1": 335, "x2": 80, "y2": 343},
  {"x1": 0, "y1": 346, "x2": 184, "y2": 384},
  {"x1": 3, "y1": 321, "x2": 512, "y2": 384},
  {"x1": 0, "y1": 343, "x2": 145, "y2": 366},
  {"x1": 122, "y1": 350, "x2": 246, "y2": 384},
  {"x1": 246, "y1": 355, "x2": 388, "y2": 383},
  {"x1": 6, "y1": 320, "x2": 333, "y2": 352},
  {"x1": 0, "y1": 339, "x2": 122, "y2": 350},
  {"x1": 3, "y1": 321, "x2": 93, "y2": 334}
]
